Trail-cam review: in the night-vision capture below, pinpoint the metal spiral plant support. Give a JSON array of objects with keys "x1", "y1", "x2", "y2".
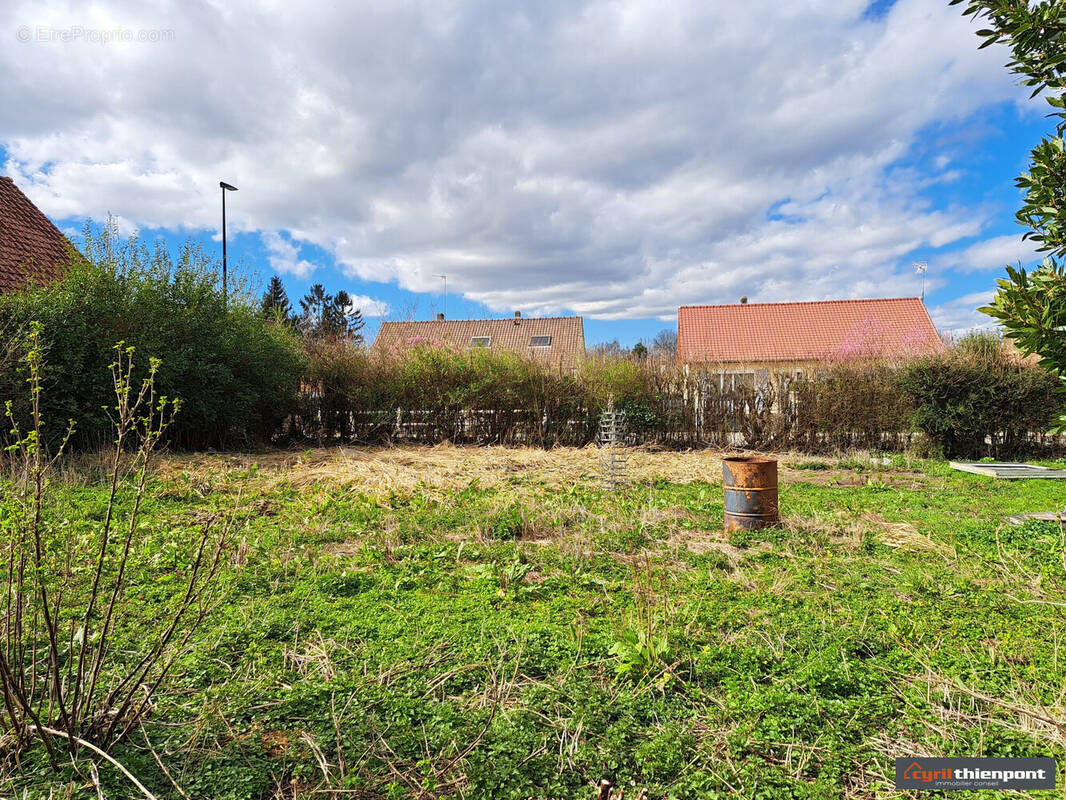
[{"x1": 599, "y1": 397, "x2": 628, "y2": 490}]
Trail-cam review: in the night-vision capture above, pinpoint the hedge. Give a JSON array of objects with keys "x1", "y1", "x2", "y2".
[
  {"x1": 0, "y1": 234, "x2": 305, "y2": 450},
  {"x1": 290, "y1": 336, "x2": 1062, "y2": 458}
]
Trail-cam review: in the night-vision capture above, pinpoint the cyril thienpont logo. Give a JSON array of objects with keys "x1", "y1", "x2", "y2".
[{"x1": 896, "y1": 758, "x2": 1056, "y2": 791}]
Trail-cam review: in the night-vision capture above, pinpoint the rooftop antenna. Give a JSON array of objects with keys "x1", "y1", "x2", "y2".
[
  {"x1": 435, "y1": 274, "x2": 447, "y2": 319},
  {"x1": 913, "y1": 261, "x2": 928, "y2": 302}
]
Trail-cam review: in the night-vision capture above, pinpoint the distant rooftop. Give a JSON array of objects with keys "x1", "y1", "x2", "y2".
[
  {"x1": 678, "y1": 297, "x2": 944, "y2": 364},
  {"x1": 372, "y1": 314, "x2": 585, "y2": 370}
]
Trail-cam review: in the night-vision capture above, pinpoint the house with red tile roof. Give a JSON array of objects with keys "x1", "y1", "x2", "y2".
[
  {"x1": 373, "y1": 312, "x2": 585, "y2": 371},
  {"x1": 0, "y1": 177, "x2": 79, "y2": 294},
  {"x1": 678, "y1": 297, "x2": 944, "y2": 387}
]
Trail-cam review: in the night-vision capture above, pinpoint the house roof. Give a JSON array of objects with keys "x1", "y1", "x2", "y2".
[
  {"x1": 0, "y1": 177, "x2": 75, "y2": 293},
  {"x1": 373, "y1": 316, "x2": 586, "y2": 370},
  {"x1": 677, "y1": 297, "x2": 944, "y2": 364}
]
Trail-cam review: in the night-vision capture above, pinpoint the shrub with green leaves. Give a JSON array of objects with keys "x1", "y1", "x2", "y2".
[
  {"x1": 898, "y1": 334, "x2": 1059, "y2": 458},
  {"x1": 0, "y1": 227, "x2": 305, "y2": 450},
  {"x1": 955, "y1": 2, "x2": 1066, "y2": 429},
  {"x1": 980, "y1": 263, "x2": 1066, "y2": 431}
]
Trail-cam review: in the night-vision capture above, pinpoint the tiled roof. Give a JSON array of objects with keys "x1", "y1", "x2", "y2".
[
  {"x1": 373, "y1": 316, "x2": 585, "y2": 370},
  {"x1": 678, "y1": 297, "x2": 944, "y2": 364},
  {"x1": 0, "y1": 177, "x2": 76, "y2": 293}
]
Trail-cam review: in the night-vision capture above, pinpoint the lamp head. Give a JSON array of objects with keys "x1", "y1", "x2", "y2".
[{"x1": 219, "y1": 181, "x2": 238, "y2": 192}]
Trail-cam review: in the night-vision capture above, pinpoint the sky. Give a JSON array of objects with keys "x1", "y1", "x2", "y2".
[{"x1": 0, "y1": 0, "x2": 1052, "y2": 347}]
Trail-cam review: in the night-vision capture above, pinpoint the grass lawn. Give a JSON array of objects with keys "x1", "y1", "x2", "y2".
[{"x1": 5, "y1": 446, "x2": 1066, "y2": 799}]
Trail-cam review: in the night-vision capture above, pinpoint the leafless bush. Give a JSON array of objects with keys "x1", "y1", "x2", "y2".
[{"x1": 0, "y1": 324, "x2": 230, "y2": 779}]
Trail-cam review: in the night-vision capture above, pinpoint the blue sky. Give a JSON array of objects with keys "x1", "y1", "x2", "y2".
[{"x1": 0, "y1": 0, "x2": 1051, "y2": 347}]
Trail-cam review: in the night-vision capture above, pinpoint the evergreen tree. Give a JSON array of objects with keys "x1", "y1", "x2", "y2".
[
  {"x1": 332, "y1": 290, "x2": 365, "y2": 344},
  {"x1": 260, "y1": 276, "x2": 293, "y2": 323},
  {"x1": 298, "y1": 285, "x2": 366, "y2": 343},
  {"x1": 349, "y1": 307, "x2": 365, "y2": 345},
  {"x1": 299, "y1": 283, "x2": 332, "y2": 337}
]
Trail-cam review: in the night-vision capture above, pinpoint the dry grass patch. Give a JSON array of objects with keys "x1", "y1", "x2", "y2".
[
  {"x1": 661, "y1": 528, "x2": 749, "y2": 562},
  {"x1": 860, "y1": 513, "x2": 955, "y2": 559},
  {"x1": 884, "y1": 665, "x2": 1066, "y2": 755},
  {"x1": 76, "y1": 445, "x2": 939, "y2": 500},
  {"x1": 781, "y1": 512, "x2": 954, "y2": 560},
  {"x1": 153, "y1": 444, "x2": 729, "y2": 494},
  {"x1": 783, "y1": 514, "x2": 867, "y2": 552}
]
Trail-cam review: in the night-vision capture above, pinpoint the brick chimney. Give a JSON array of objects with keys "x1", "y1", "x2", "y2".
[{"x1": 436, "y1": 312, "x2": 445, "y2": 321}]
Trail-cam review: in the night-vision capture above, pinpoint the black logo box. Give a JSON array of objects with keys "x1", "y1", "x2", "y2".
[{"x1": 896, "y1": 758, "x2": 1056, "y2": 790}]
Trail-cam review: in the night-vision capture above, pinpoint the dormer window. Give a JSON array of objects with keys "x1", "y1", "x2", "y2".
[
  {"x1": 470, "y1": 336, "x2": 491, "y2": 347},
  {"x1": 529, "y1": 336, "x2": 552, "y2": 347}
]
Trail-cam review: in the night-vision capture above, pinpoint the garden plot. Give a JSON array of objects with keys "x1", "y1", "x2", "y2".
[{"x1": 4, "y1": 447, "x2": 1066, "y2": 799}]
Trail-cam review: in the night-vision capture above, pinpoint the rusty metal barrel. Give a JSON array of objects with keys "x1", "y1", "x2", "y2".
[{"x1": 722, "y1": 456, "x2": 779, "y2": 531}]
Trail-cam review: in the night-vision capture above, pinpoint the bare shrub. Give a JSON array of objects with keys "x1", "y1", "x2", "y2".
[{"x1": 0, "y1": 324, "x2": 230, "y2": 776}]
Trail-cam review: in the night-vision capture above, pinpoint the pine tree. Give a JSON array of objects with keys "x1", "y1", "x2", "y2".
[
  {"x1": 260, "y1": 276, "x2": 293, "y2": 323},
  {"x1": 348, "y1": 306, "x2": 365, "y2": 345},
  {"x1": 299, "y1": 283, "x2": 332, "y2": 337},
  {"x1": 298, "y1": 285, "x2": 367, "y2": 343},
  {"x1": 332, "y1": 290, "x2": 366, "y2": 344},
  {"x1": 327, "y1": 289, "x2": 350, "y2": 338}
]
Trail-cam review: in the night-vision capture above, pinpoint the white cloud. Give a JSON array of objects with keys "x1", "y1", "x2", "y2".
[
  {"x1": 0, "y1": 0, "x2": 1029, "y2": 317},
  {"x1": 344, "y1": 294, "x2": 390, "y2": 318},
  {"x1": 929, "y1": 290, "x2": 999, "y2": 339},
  {"x1": 262, "y1": 231, "x2": 315, "y2": 278},
  {"x1": 939, "y1": 233, "x2": 1044, "y2": 272}
]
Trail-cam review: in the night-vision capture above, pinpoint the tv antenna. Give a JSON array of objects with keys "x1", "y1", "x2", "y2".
[
  {"x1": 435, "y1": 274, "x2": 447, "y2": 319},
  {"x1": 913, "y1": 261, "x2": 928, "y2": 301}
]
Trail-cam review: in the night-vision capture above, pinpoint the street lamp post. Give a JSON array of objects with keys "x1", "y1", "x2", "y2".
[{"x1": 220, "y1": 181, "x2": 238, "y2": 308}]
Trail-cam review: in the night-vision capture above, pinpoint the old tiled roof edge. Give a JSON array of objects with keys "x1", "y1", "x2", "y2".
[
  {"x1": 0, "y1": 176, "x2": 80, "y2": 293},
  {"x1": 378, "y1": 316, "x2": 583, "y2": 325},
  {"x1": 678, "y1": 297, "x2": 925, "y2": 310}
]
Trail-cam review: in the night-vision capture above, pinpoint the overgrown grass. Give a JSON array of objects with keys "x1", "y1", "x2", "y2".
[{"x1": 3, "y1": 447, "x2": 1065, "y2": 799}]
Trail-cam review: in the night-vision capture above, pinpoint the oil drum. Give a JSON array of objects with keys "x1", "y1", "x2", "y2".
[{"x1": 722, "y1": 455, "x2": 779, "y2": 531}]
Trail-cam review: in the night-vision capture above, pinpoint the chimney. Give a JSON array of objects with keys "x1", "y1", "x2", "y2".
[
  {"x1": 740, "y1": 296, "x2": 748, "y2": 305},
  {"x1": 515, "y1": 311, "x2": 521, "y2": 318},
  {"x1": 436, "y1": 312, "x2": 445, "y2": 321}
]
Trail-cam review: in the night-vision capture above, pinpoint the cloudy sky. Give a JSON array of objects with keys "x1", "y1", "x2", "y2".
[{"x1": 0, "y1": 0, "x2": 1048, "y2": 345}]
